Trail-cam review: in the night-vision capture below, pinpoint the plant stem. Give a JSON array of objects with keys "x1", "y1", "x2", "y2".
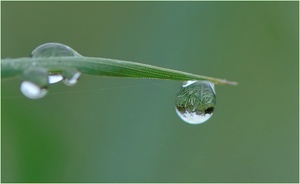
[{"x1": 1, "y1": 57, "x2": 238, "y2": 85}]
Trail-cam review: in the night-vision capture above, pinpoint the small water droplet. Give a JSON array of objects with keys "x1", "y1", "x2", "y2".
[
  {"x1": 175, "y1": 80, "x2": 216, "y2": 124},
  {"x1": 62, "y1": 70, "x2": 81, "y2": 86},
  {"x1": 31, "y1": 42, "x2": 82, "y2": 57},
  {"x1": 21, "y1": 67, "x2": 49, "y2": 99},
  {"x1": 48, "y1": 73, "x2": 63, "y2": 84},
  {"x1": 20, "y1": 81, "x2": 48, "y2": 99}
]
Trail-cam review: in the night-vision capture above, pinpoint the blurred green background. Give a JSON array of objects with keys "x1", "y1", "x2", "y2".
[{"x1": 1, "y1": 2, "x2": 298, "y2": 182}]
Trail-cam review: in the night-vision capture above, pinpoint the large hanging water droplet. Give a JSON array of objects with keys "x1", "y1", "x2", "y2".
[
  {"x1": 175, "y1": 80, "x2": 216, "y2": 124},
  {"x1": 20, "y1": 67, "x2": 49, "y2": 99},
  {"x1": 31, "y1": 42, "x2": 82, "y2": 84}
]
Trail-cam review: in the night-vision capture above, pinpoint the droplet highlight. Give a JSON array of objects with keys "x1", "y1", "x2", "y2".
[{"x1": 175, "y1": 80, "x2": 216, "y2": 124}]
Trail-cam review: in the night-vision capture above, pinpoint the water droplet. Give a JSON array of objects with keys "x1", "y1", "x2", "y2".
[
  {"x1": 175, "y1": 80, "x2": 216, "y2": 124},
  {"x1": 20, "y1": 81, "x2": 48, "y2": 99},
  {"x1": 48, "y1": 73, "x2": 63, "y2": 84},
  {"x1": 31, "y1": 42, "x2": 82, "y2": 57},
  {"x1": 21, "y1": 67, "x2": 49, "y2": 99},
  {"x1": 62, "y1": 69, "x2": 81, "y2": 86},
  {"x1": 31, "y1": 43, "x2": 82, "y2": 84}
]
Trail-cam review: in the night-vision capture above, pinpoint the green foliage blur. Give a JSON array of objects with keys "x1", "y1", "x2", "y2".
[{"x1": 1, "y1": 2, "x2": 298, "y2": 182}]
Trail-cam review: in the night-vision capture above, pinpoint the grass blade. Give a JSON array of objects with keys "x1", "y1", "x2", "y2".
[{"x1": 1, "y1": 57, "x2": 237, "y2": 85}]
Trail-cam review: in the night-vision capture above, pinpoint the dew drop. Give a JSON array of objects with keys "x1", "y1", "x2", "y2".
[
  {"x1": 48, "y1": 73, "x2": 63, "y2": 84},
  {"x1": 175, "y1": 80, "x2": 216, "y2": 124},
  {"x1": 31, "y1": 42, "x2": 82, "y2": 84},
  {"x1": 62, "y1": 70, "x2": 81, "y2": 86},
  {"x1": 21, "y1": 67, "x2": 49, "y2": 99},
  {"x1": 31, "y1": 42, "x2": 82, "y2": 58},
  {"x1": 20, "y1": 81, "x2": 48, "y2": 99}
]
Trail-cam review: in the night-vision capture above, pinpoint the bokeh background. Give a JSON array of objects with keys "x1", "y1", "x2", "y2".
[{"x1": 1, "y1": 2, "x2": 298, "y2": 182}]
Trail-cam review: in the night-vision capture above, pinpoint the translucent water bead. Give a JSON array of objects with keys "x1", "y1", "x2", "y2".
[
  {"x1": 62, "y1": 69, "x2": 81, "y2": 86},
  {"x1": 31, "y1": 42, "x2": 82, "y2": 58},
  {"x1": 20, "y1": 67, "x2": 49, "y2": 99},
  {"x1": 31, "y1": 42, "x2": 82, "y2": 84},
  {"x1": 175, "y1": 80, "x2": 216, "y2": 124}
]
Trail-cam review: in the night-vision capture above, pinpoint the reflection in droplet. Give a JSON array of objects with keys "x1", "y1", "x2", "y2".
[
  {"x1": 20, "y1": 81, "x2": 48, "y2": 99},
  {"x1": 175, "y1": 80, "x2": 216, "y2": 124}
]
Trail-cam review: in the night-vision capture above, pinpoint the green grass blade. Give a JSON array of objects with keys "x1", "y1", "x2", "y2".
[{"x1": 1, "y1": 56, "x2": 237, "y2": 85}]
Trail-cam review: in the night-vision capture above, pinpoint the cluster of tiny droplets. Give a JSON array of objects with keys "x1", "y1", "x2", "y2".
[{"x1": 20, "y1": 43, "x2": 81, "y2": 99}]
